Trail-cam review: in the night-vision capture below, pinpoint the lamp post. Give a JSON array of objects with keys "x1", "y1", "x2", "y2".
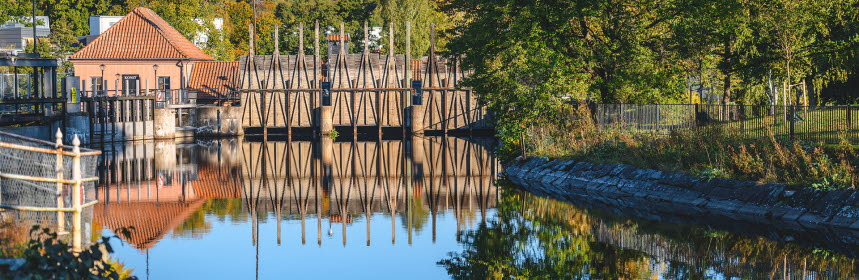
[
  {"x1": 10, "y1": 52, "x2": 18, "y2": 103},
  {"x1": 99, "y1": 64, "x2": 105, "y2": 96},
  {"x1": 31, "y1": 0, "x2": 37, "y2": 52},
  {"x1": 153, "y1": 64, "x2": 159, "y2": 91},
  {"x1": 176, "y1": 60, "x2": 184, "y2": 89},
  {"x1": 176, "y1": 60, "x2": 185, "y2": 104}
]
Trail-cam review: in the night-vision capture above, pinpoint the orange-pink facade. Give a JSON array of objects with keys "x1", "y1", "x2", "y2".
[{"x1": 73, "y1": 59, "x2": 196, "y2": 93}]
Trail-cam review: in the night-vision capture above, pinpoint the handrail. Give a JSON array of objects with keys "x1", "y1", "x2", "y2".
[
  {"x1": 0, "y1": 173, "x2": 100, "y2": 184},
  {"x1": 0, "y1": 201, "x2": 98, "y2": 213},
  {"x1": 0, "y1": 130, "x2": 98, "y2": 252},
  {"x1": 0, "y1": 142, "x2": 101, "y2": 157}
]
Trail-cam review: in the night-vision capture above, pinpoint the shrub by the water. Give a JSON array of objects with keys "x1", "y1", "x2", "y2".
[
  {"x1": 1, "y1": 226, "x2": 136, "y2": 280},
  {"x1": 521, "y1": 104, "x2": 857, "y2": 189}
]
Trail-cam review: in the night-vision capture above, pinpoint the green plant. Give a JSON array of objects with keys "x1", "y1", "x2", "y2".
[
  {"x1": 699, "y1": 168, "x2": 728, "y2": 179},
  {"x1": 322, "y1": 130, "x2": 340, "y2": 139},
  {"x1": 518, "y1": 106, "x2": 859, "y2": 189},
  {"x1": 4, "y1": 226, "x2": 137, "y2": 280}
]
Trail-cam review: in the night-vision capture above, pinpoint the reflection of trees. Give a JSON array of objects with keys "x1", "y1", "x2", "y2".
[
  {"x1": 400, "y1": 195, "x2": 429, "y2": 234},
  {"x1": 171, "y1": 207, "x2": 211, "y2": 239},
  {"x1": 440, "y1": 187, "x2": 859, "y2": 279},
  {"x1": 171, "y1": 199, "x2": 246, "y2": 239},
  {"x1": 439, "y1": 192, "x2": 596, "y2": 279}
]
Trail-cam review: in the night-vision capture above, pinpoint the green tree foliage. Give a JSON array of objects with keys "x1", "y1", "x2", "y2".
[
  {"x1": 373, "y1": 0, "x2": 447, "y2": 57},
  {"x1": 444, "y1": 0, "x2": 859, "y2": 146},
  {"x1": 443, "y1": 0, "x2": 687, "y2": 144},
  {"x1": 274, "y1": 0, "x2": 377, "y2": 55},
  {"x1": 5, "y1": 226, "x2": 137, "y2": 279},
  {"x1": 440, "y1": 189, "x2": 859, "y2": 279}
]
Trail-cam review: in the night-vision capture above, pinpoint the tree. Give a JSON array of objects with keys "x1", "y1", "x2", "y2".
[
  {"x1": 673, "y1": 0, "x2": 761, "y2": 104},
  {"x1": 374, "y1": 0, "x2": 447, "y2": 57},
  {"x1": 443, "y1": 0, "x2": 685, "y2": 142}
]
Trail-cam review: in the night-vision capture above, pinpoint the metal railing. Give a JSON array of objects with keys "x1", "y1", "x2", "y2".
[
  {"x1": 587, "y1": 103, "x2": 859, "y2": 143},
  {"x1": 0, "y1": 129, "x2": 101, "y2": 252}
]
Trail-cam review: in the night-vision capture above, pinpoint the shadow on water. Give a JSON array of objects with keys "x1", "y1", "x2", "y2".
[
  {"x1": 440, "y1": 186, "x2": 859, "y2": 280},
  {"x1": 73, "y1": 136, "x2": 859, "y2": 279}
]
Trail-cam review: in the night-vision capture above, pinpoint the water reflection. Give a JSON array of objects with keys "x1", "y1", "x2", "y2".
[
  {"x1": 441, "y1": 189, "x2": 859, "y2": 280},
  {"x1": 91, "y1": 136, "x2": 499, "y2": 279},
  {"x1": 87, "y1": 137, "x2": 859, "y2": 279}
]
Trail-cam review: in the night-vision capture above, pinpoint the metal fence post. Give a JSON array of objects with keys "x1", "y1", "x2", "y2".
[
  {"x1": 848, "y1": 105, "x2": 853, "y2": 141},
  {"x1": 71, "y1": 135, "x2": 82, "y2": 253},
  {"x1": 54, "y1": 129, "x2": 65, "y2": 234},
  {"x1": 789, "y1": 105, "x2": 796, "y2": 140},
  {"x1": 693, "y1": 103, "x2": 699, "y2": 128},
  {"x1": 739, "y1": 105, "x2": 745, "y2": 135}
]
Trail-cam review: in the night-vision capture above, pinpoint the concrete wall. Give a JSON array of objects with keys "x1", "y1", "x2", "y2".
[
  {"x1": 195, "y1": 105, "x2": 243, "y2": 137},
  {"x1": 506, "y1": 157, "x2": 859, "y2": 231}
]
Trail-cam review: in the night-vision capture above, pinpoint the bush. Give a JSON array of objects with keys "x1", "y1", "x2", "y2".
[
  {"x1": 520, "y1": 104, "x2": 857, "y2": 189},
  {"x1": 3, "y1": 226, "x2": 136, "y2": 280}
]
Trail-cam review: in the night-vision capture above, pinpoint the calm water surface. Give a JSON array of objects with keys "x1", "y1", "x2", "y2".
[{"x1": 88, "y1": 137, "x2": 859, "y2": 279}]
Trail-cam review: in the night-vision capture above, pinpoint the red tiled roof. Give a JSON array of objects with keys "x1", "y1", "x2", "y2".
[
  {"x1": 189, "y1": 61, "x2": 239, "y2": 99},
  {"x1": 70, "y1": 7, "x2": 213, "y2": 60},
  {"x1": 327, "y1": 34, "x2": 350, "y2": 41}
]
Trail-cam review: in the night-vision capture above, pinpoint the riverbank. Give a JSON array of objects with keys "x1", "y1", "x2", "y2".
[
  {"x1": 505, "y1": 157, "x2": 859, "y2": 231},
  {"x1": 518, "y1": 105, "x2": 859, "y2": 190}
]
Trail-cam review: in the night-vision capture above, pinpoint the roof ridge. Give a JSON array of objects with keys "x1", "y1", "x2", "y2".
[
  {"x1": 70, "y1": 10, "x2": 135, "y2": 58},
  {"x1": 70, "y1": 6, "x2": 212, "y2": 60}
]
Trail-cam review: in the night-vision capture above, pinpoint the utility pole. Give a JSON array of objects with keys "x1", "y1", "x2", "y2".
[{"x1": 32, "y1": 0, "x2": 37, "y2": 52}]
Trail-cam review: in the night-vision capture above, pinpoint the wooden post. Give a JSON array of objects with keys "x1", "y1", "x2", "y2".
[
  {"x1": 144, "y1": 80, "x2": 149, "y2": 138},
  {"x1": 367, "y1": 21, "x2": 382, "y2": 137},
  {"x1": 314, "y1": 20, "x2": 321, "y2": 135},
  {"x1": 341, "y1": 22, "x2": 356, "y2": 139},
  {"x1": 405, "y1": 22, "x2": 411, "y2": 100},
  {"x1": 55, "y1": 129, "x2": 65, "y2": 234},
  {"x1": 71, "y1": 135, "x2": 82, "y2": 253}
]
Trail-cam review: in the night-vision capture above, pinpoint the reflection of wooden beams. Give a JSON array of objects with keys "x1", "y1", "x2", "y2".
[{"x1": 94, "y1": 137, "x2": 498, "y2": 248}]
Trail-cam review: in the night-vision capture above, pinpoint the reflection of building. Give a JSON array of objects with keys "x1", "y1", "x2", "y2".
[
  {"x1": 70, "y1": 7, "x2": 213, "y2": 95},
  {"x1": 93, "y1": 137, "x2": 499, "y2": 249}
]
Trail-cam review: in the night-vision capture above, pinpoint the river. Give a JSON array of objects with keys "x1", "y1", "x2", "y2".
[{"x1": 87, "y1": 137, "x2": 857, "y2": 279}]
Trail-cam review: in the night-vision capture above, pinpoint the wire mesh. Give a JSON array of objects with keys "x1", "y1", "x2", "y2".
[
  {"x1": 0, "y1": 130, "x2": 99, "y2": 246},
  {"x1": 591, "y1": 103, "x2": 857, "y2": 144}
]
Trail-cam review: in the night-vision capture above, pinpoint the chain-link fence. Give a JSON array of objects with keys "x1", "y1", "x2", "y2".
[
  {"x1": 592, "y1": 103, "x2": 858, "y2": 143},
  {"x1": 0, "y1": 130, "x2": 101, "y2": 252}
]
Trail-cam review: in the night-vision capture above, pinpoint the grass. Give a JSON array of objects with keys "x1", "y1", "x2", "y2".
[
  {"x1": 523, "y1": 104, "x2": 858, "y2": 190},
  {"x1": 597, "y1": 105, "x2": 857, "y2": 144}
]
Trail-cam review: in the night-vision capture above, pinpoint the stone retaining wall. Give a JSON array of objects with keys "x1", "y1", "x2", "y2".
[{"x1": 505, "y1": 157, "x2": 859, "y2": 230}]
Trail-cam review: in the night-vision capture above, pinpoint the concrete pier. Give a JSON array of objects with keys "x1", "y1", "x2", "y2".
[
  {"x1": 154, "y1": 108, "x2": 176, "y2": 139},
  {"x1": 320, "y1": 106, "x2": 334, "y2": 135},
  {"x1": 196, "y1": 106, "x2": 244, "y2": 137},
  {"x1": 410, "y1": 105, "x2": 425, "y2": 135}
]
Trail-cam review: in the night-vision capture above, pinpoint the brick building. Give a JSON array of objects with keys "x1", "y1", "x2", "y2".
[{"x1": 69, "y1": 7, "x2": 213, "y2": 95}]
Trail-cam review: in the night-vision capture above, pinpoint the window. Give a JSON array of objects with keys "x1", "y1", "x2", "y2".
[
  {"x1": 157, "y1": 76, "x2": 171, "y2": 90},
  {"x1": 90, "y1": 77, "x2": 103, "y2": 93},
  {"x1": 121, "y1": 75, "x2": 140, "y2": 95}
]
